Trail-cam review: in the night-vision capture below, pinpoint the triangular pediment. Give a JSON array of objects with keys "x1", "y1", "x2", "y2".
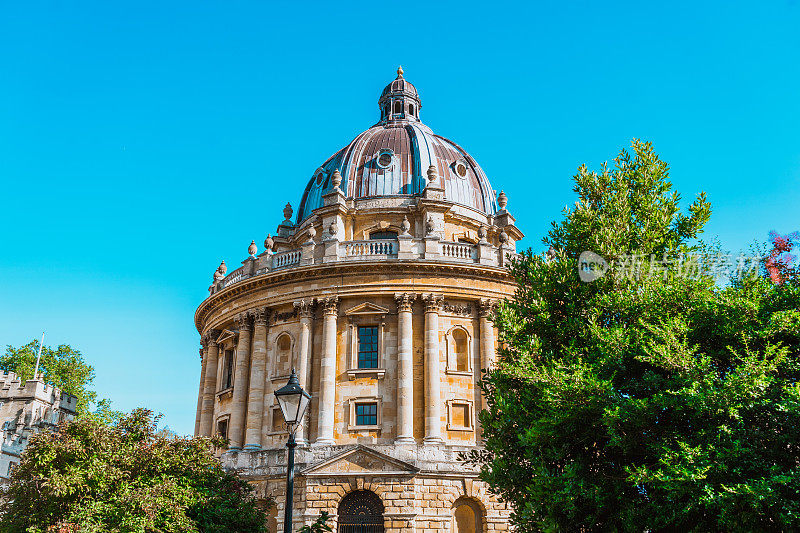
[
  {"x1": 215, "y1": 329, "x2": 237, "y2": 344},
  {"x1": 344, "y1": 302, "x2": 390, "y2": 316},
  {"x1": 302, "y1": 445, "x2": 419, "y2": 476}
]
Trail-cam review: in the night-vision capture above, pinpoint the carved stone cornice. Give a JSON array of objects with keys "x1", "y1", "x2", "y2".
[
  {"x1": 320, "y1": 296, "x2": 339, "y2": 316},
  {"x1": 394, "y1": 293, "x2": 416, "y2": 313},
  {"x1": 195, "y1": 261, "x2": 514, "y2": 333},
  {"x1": 235, "y1": 313, "x2": 252, "y2": 331},
  {"x1": 252, "y1": 307, "x2": 270, "y2": 327},
  {"x1": 479, "y1": 298, "x2": 497, "y2": 318},
  {"x1": 442, "y1": 301, "x2": 473, "y2": 316},
  {"x1": 293, "y1": 299, "x2": 315, "y2": 319},
  {"x1": 421, "y1": 293, "x2": 444, "y2": 312}
]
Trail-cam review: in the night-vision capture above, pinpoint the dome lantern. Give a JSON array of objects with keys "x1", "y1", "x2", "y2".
[{"x1": 378, "y1": 65, "x2": 421, "y2": 123}]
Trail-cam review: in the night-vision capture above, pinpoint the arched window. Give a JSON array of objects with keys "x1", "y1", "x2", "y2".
[
  {"x1": 338, "y1": 490, "x2": 384, "y2": 533},
  {"x1": 408, "y1": 103, "x2": 415, "y2": 116},
  {"x1": 266, "y1": 504, "x2": 278, "y2": 533},
  {"x1": 453, "y1": 329, "x2": 469, "y2": 372},
  {"x1": 393, "y1": 101, "x2": 402, "y2": 114},
  {"x1": 274, "y1": 333, "x2": 292, "y2": 376},
  {"x1": 452, "y1": 498, "x2": 483, "y2": 533}
]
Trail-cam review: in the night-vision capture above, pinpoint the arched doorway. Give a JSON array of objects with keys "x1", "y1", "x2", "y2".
[
  {"x1": 452, "y1": 497, "x2": 483, "y2": 533},
  {"x1": 337, "y1": 490, "x2": 384, "y2": 533}
]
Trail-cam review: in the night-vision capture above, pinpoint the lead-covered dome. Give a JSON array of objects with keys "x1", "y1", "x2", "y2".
[{"x1": 297, "y1": 67, "x2": 498, "y2": 222}]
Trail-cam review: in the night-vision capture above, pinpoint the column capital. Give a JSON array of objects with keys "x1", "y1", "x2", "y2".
[
  {"x1": 235, "y1": 313, "x2": 252, "y2": 331},
  {"x1": 293, "y1": 299, "x2": 315, "y2": 318},
  {"x1": 421, "y1": 293, "x2": 444, "y2": 312},
  {"x1": 320, "y1": 296, "x2": 339, "y2": 316},
  {"x1": 394, "y1": 292, "x2": 416, "y2": 313},
  {"x1": 479, "y1": 298, "x2": 498, "y2": 318},
  {"x1": 252, "y1": 307, "x2": 270, "y2": 326},
  {"x1": 198, "y1": 347, "x2": 204, "y2": 360},
  {"x1": 202, "y1": 329, "x2": 221, "y2": 348}
]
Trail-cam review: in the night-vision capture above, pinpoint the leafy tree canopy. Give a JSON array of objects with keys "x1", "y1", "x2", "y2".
[
  {"x1": 0, "y1": 340, "x2": 97, "y2": 415},
  {"x1": 475, "y1": 140, "x2": 800, "y2": 532},
  {"x1": 0, "y1": 409, "x2": 271, "y2": 533}
]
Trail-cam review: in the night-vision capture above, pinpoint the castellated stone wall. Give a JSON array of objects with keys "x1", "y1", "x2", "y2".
[{"x1": 0, "y1": 372, "x2": 77, "y2": 482}]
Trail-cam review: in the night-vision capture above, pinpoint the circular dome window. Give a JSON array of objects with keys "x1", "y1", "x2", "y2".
[
  {"x1": 455, "y1": 161, "x2": 468, "y2": 178},
  {"x1": 377, "y1": 150, "x2": 393, "y2": 169}
]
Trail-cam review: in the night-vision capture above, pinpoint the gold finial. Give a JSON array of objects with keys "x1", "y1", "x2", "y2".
[{"x1": 397, "y1": 65, "x2": 404, "y2": 78}]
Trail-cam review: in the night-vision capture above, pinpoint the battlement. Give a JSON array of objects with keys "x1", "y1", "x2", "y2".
[{"x1": 0, "y1": 372, "x2": 77, "y2": 415}]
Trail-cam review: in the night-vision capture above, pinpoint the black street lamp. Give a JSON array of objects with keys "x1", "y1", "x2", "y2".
[{"x1": 274, "y1": 368, "x2": 312, "y2": 533}]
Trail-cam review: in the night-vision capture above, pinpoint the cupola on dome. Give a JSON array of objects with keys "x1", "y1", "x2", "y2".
[{"x1": 296, "y1": 67, "x2": 498, "y2": 222}]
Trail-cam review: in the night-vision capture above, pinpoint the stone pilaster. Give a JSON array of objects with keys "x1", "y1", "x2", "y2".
[
  {"x1": 479, "y1": 299, "x2": 497, "y2": 433},
  {"x1": 294, "y1": 299, "x2": 315, "y2": 445},
  {"x1": 422, "y1": 293, "x2": 444, "y2": 444},
  {"x1": 199, "y1": 331, "x2": 220, "y2": 437},
  {"x1": 228, "y1": 313, "x2": 253, "y2": 451},
  {"x1": 394, "y1": 293, "x2": 416, "y2": 444},
  {"x1": 244, "y1": 308, "x2": 269, "y2": 450},
  {"x1": 316, "y1": 296, "x2": 339, "y2": 445},
  {"x1": 194, "y1": 343, "x2": 207, "y2": 436}
]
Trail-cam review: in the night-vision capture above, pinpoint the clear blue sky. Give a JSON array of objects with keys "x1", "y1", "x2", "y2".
[{"x1": 1, "y1": 1, "x2": 798, "y2": 435}]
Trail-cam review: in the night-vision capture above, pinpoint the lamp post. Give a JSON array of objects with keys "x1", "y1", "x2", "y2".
[{"x1": 274, "y1": 368, "x2": 312, "y2": 533}]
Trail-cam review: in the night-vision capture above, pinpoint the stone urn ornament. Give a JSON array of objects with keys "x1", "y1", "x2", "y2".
[
  {"x1": 283, "y1": 202, "x2": 293, "y2": 222},
  {"x1": 264, "y1": 234, "x2": 274, "y2": 253},
  {"x1": 400, "y1": 215, "x2": 411, "y2": 236},
  {"x1": 497, "y1": 190, "x2": 508, "y2": 210},
  {"x1": 328, "y1": 220, "x2": 338, "y2": 239},
  {"x1": 425, "y1": 216, "x2": 435, "y2": 235},
  {"x1": 214, "y1": 260, "x2": 227, "y2": 282},
  {"x1": 248, "y1": 240, "x2": 257, "y2": 258},
  {"x1": 307, "y1": 224, "x2": 317, "y2": 243},
  {"x1": 478, "y1": 225, "x2": 487, "y2": 242},
  {"x1": 426, "y1": 164, "x2": 438, "y2": 186},
  {"x1": 499, "y1": 230, "x2": 509, "y2": 245},
  {"x1": 331, "y1": 169, "x2": 342, "y2": 191}
]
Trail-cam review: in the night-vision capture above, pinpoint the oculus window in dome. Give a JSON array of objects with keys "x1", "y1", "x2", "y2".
[{"x1": 296, "y1": 67, "x2": 499, "y2": 223}]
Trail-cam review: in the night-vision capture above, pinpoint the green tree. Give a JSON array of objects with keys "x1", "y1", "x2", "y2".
[
  {"x1": 474, "y1": 140, "x2": 800, "y2": 531},
  {"x1": 0, "y1": 409, "x2": 271, "y2": 533},
  {"x1": 0, "y1": 340, "x2": 97, "y2": 415}
]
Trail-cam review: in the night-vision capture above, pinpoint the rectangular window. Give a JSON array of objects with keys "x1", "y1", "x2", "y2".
[
  {"x1": 452, "y1": 403, "x2": 469, "y2": 427},
  {"x1": 355, "y1": 402, "x2": 378, "y2": 426},
  {"x1": 271, "y1": 408, "x2": 285, "y2": 433},
  {"x1": 223, "y1": 350, "x2": 234, "y2": 389},
  {"x1": 357, "y1": 326, "x2": 379, "y2": 369},
  {"x1": 217, "y1": 419, "x2": 228, "y2": 442}
]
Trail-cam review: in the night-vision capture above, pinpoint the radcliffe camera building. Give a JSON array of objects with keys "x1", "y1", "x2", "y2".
[{"x1": 193, "y1": 68, "x2": 523, "y2": 533}]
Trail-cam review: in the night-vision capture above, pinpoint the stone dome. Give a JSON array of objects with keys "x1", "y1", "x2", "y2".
[{"x1": 296, "y1": 67, "x2": 498, "y2": 222}]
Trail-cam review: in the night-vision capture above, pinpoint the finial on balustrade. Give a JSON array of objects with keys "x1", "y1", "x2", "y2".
[
  {"x1": 248, "y1": 240, "x2": 257, "y2": 258},
  {"x1": 425, "y1": 215, "x2": 435, "y2": 235},
  {"x1": 331, "y1": 169, "x2": 342, "y2": 191},
  {"x1": 499, "y1": 230, "x2": 509, "y2": 245},
  {"x1": 283, "y1": 202, "x2": 294, "y2": 222},
  {"x1": 426, "y1": 164, "x2": 438, "y2": 185},
  {"x1": 478, "y1": 225, "x2": 488, "y2": 242},
  {"x1": 401, "y1": 215, "x2": 411, "y2": 236},
  {"x1": 214, "y1": 260, "x2": 227, "y2": 281},
  {"x1": 328, "y1": 220, "x2": 339, "y2": 239},
  {"x1": 497, "y1": 190, "x2": 508, "y2": 210},
  {"x1": 264, "y1": 234, "x2": 274, "y2": 253},
  {"x1": 307, "y1": 224, "x2": 317, "y2": 243}
]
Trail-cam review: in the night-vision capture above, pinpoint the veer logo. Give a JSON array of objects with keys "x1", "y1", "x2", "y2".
[{"x1": 578, "y1": 251, "x2": 608, "y2": 282}]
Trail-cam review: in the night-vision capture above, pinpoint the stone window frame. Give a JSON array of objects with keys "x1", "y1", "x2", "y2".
[
  {"x1": 446, "y1": 399, "x2": 475, "y2": 432},
  {"x1": 445, "y1": 325, "x2": 474, "y2": 376},
  {"x1": 347, "y1": 396, "x2": 383, "y2": 431},
  {"x1": 267, "y1": 405, "x2": 288, "y2": 435},
  {"x1": 215, "y1": 414, "x2": 231, "y2": 442},
  {"x1": 344, "y1": 303, "x2": 390, "y2": 380},
  {"x1": 214, "y1": 329, "x2": 238, "y2": 396},
  {"x1": 270, "y1": 331, "x2": 295, "y2": 381}
]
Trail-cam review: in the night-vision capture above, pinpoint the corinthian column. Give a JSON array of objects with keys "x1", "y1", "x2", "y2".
[
  {"x1": 316, "y1": 296, "x2": 338, "y2": 445},
  {"x1": 194, "y1": 343, "x2": 207, "y2": 436},
  {"x1": 244, "y1": 308, "x2": 269, "y2": 450},
  {"x1": 294, "y1": 299, "x2": 314, "y2": 445},
  {"x1": 423, "y1": 293, "x2": 444, "y2": 444},
  {"x1": 228, "y1": 313, "x2": 252, "y2": 451},
  {"x1": 394, "y1": 293, "x2": 416, "y2": 444},
  {"x1": 199, "y1": 332, "x2": 220, "y2": 437}
]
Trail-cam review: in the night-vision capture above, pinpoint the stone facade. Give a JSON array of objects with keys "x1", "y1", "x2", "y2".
[
  {"x1": 0, "y1": 372, "x2": 77, "y2": 483},
  {"x1": 194, "y1": 69, "x2": 523, "y2": 532}
]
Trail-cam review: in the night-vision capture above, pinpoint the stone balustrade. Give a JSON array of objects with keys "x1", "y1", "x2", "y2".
[{"x1": 208, "y1": 237, "x2": 516, "y2": 296}]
